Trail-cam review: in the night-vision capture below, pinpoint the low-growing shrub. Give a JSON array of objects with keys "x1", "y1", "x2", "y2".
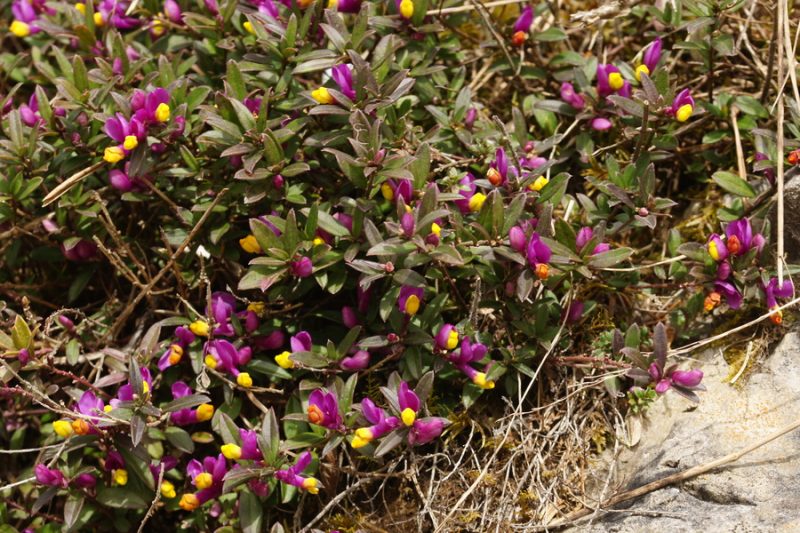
[{"x1": 0, "y1": 0, "x2": 792, "y2": 530}]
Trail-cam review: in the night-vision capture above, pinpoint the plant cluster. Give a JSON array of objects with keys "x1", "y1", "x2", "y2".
[{"x1": 0, "y1": 0, "x2": 794, "y2": 530}]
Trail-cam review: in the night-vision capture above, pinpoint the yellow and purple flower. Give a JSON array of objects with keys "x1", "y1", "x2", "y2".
[
  {"x1": 170, "y1": 382, "x2": 215, "y2": 425},
  {"x1": 275, "y1": 330, "x2": 312, "y2": 369},
  {"x1": 667, "y1": 88, "x2": 694, "y2": 122},
  {"x1": 328, "y1": 0, "x2": 361, "y2": 12},
  {"x1": 454, "y1": 173, "x2": 486, "y2": 214},
  {"x1": 220, "y1": 428, "x2": 263, "y2": 461},
  {"x1": 204, "y1": 339, "x2": 254, "y2": 387},
  {"x1": 132, "y1": 87, "x2": 171, "y2": 125},
  {"x1": 635, "y1": 38, "x2": 662, "y2": 81},
  {"x1": 182, "y1": 454, "x2": 227, "y2": 509},
  {"x1": 10, "y1": 0, "x2": 45, "y2": 38},
  {"x1": 398, "y1": 285, "x2": 424, "y2": 316},
  {"x1": 103, "y1": 113, "x2": 146, "y2": 163},
  {"x1": 157, "y1": 325, "x2": 195, "y2": 370},
  {"x1": 447, "y1": 338, "x2": 494, "y2": 389},
  {"x1": 597, "y1": 64, "x2": 630, "y2": 98},
  {"x1": 274, "y1": 451, "x2": 320, "y2": 494},
  {"x1": 380, "y1": 178, "x2": 413, "y2": 203},
  {"x1": 396, "y1": 381, "x2": 449, "y2": 445},
  {"x1": 350, "y1": 398, "x2": 401, "y2": 448},
  {"x1": 435, "y1": 324, "x2": 459, "y2": 351}
]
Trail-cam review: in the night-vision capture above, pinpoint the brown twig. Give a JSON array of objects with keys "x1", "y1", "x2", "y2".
[{"x1": 105, "y1": 188, "x2": 229, "y2": 341}]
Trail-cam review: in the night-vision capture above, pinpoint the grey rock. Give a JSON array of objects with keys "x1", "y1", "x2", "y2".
[
  {"x1": 572, "y1": 332, "x2": 800, "y2": 532},
  {"x1": 775, "y1": 173, "x2": 800, "y2": 262}
]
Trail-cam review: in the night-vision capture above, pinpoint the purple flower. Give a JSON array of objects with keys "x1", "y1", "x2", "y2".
[
  {"x1": 597, "y1": 64, "x2": 629, "y2": 98},
  {"x1": 560, "y1": 82, "x2": 585, "y2": 110},
  {"x1": 340, "y1": 350, "x2": 370, "y2": 371},
  {"x1": 342, "y1": 306, "x2": 359, "y2": 328},
  {"x1": 509, "y1": 226, "x2": 527, "y2": 252},
  {"x1": 274, "y1": 451, "x2": 319, "y2": 494},
  {"x1": 252, "y1": 330, "x2": 285, "y2": 351},
  {"x1": 204, "y1": 0, "x2": 219, "y2": 14},
  {"x1": 591, "y1": 117, "x2": 613, "y2": 131},
  {"x1": 19, "y1": 95, "x2": 40, "y2": 127},
  {"x1": 513, "y1": 5, "x2": 533, "y2": 33},
  {"x1": 487, "y1": 147, "x2": 513, "y2": 186},
  {"x1": 331, "y1": 0, "x2": 361, "y2": 12},
  {"x1": 398, "y1": 285, "x2": 424, "y2": 316},
  {"x1": 725, "y1": 218, "x2": 764, "y2": 256},
  {"x1": 763, "y1": 277, "x2": 794, "y2": 324},
  {"x1": 716, "y1": 261, "x2": 732, "y2": 280},
  {"x1": 564, "y1": 301, "x2": 585, "y2": 323},
  {"x1": 400, "y1": 211, "x2": 416, "y2": 237},
  {"x1": 576, "y1": 227, "x2": 593, "y2": 250},
  {"x1": 408, "y1": 417, "x2": 446, "y2": 446},
  {"x1": 240, "y1": 429, "x2": 263, "y2": 460},
  {"x1": 649, "y1": 362, "x2": 704, "y2": 395},
  {"x1": 511, "y1": 5, "x2": 533, "y2": 46},
  {"x1": 714, "y1": 280, "x2": 742, "y2": 310},
  {"x1": 73, "y1": 473, "x2": 97, "y2": 489},
  {"x1": 290, "y1": 256, "x2": 313, "y2": 278},
  {"x1": 61, "y1": 239, "x2": 97, "y2": 262},
  {"x1": 291, "y1": 331, "x2": 312, "y2": 352},
  {"x1": 308, "y1": 389, "x2": 343, "y2": 429},
  {"x1": 35, "y1": 465, "x2": 66, "y2": 487},
  {"x1": 526, "y1": 232, "x2": 552, "y2": 279},
  {"x1": 465, "y1": 108, "x2": 477, "y2": 130},
  {"x1": 186, "y1": 454, "x2": 228, "y2": 503},
  {"x1": 331, "y1": 64, "x2": 356, "y2": 101},
  {"x1": 164, "y1": 0, "x2": 183, "y2": 24},
  {"x1": 592, "y1": 243, "x2": 611, "y2": 254}
]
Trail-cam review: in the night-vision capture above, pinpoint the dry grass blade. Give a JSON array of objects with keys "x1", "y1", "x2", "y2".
[{"x1": 42, "y1": 161, "x2": 105, "y2": 206}]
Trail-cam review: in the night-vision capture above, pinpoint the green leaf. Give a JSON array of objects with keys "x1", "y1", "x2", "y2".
[
  {"x1": 588, "y1": 247, "x2": 634, "y2": 268},
  {"x1": 226, "y1": 60, "x2": 246, "y2": 101},
  {"x1": 239, "y1": 490, "x2": 264, "y2": 533},
  {"x1": 711, "y1": 171, "x2": 756, "y2": 198},
  {"x1": 165, "y1": 426, "x2": 195, "y2": 454},
  {"x1": 96, "y1": 487, "x2": 149, "y2": 509}
]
